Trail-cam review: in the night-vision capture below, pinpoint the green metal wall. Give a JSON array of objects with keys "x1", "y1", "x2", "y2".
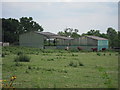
[
  {"x1": 19, "y1": 32, "x2": 44, "y2": 48},
  {"x1": 98, "y1": 40, "x2": 108, "y2": 51}
]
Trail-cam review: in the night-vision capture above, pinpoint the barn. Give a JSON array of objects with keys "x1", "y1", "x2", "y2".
[
  {"x1": 19, "y1": 31, "x2": 108, "y2": 51},
  {"x1": 72, "y1": 36, "x2": 108, "y2": 51},
  {"x1": 19, "y1": 31, "x2": 73, "y2": 49}
]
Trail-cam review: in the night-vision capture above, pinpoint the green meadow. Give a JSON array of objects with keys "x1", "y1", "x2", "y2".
[{"x1": 2, "y1": 46, "x2": 118, "y2": 88}]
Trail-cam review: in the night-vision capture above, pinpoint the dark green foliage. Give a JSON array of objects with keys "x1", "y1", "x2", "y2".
[
  {"x1": 15, "y1": 62, "x2": 23, "y2": 66},
  {"x1": 63, "y1": 70, "x2": 68, "y2": 73},
  {"x1": 96, "y1": 52, "x2": 101, "y2": 56},
  {"x1": 69, "y1": 61, "x2": 74, "y2": 66},
  {"x1": 72, "y1": 63, "x2": 78, "y2": 67},
  {"x1": 47, "y1": 58, "x2": 54, "y2": 61},
  {"x1": 1, "y1": 17, "x2": 44, "y2": 44},
  {"x1": 79, "y1": 61, "x2": 84, "y2": 66},
  {"x1": 103, "y1": 53, "x2": 106, "y2": 56},
  {"x1": 58, "y1": 28, "x2": 80, "y2": 38},
  {"x1": 28, "y1": 66, "x2": 32, "y2": 69},
  {"x1": 70, "y1": 49, "x2": 79, "y2": 52},
  {"x1": 17, "y1": 51, "x2": 23, "y2": 55},
  {"x1": 69, "y1": 61, "x2": 84, "y2": 67},
  {"x1": 14, "y1": 54, "x2": 30, "y2": 62},
  {"x1": 25, "y1": 70, "x2": 29, "y2": 73},
  {"x1": 72, "y1": 53, "x2": 78, "y2": 56},
  {"x1": 2, "y1": 53, "x2": 5, "y2": 57},
  {"x1": 107, "y1": 28, "x2": 118, "y2": 48}
]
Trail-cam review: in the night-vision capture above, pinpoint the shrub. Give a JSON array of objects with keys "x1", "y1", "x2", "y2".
[
  {"x1": 70, "y1": 49, "x2": 79, "y2": 52},
  {"x1": 25, "y1": 70, "x2": 29, "y2": 73},
  {"x1": 17, "y1": 51, "x2": 23, "y2": 55},
  {"x1": 15, "y1": 62, "x2": 23, "y2": 66},
  {"x1": 64, "y1": 70, "x2": 68, "y2": 73},
  {"x1": 28, "y1": 66, "x2": 32, "y2": 69},
  {"x1": 96, "y1": 52, "x2": 101, "y2": 56},
  {"x1": 79, "y1": 61, "x2": 84, "y2": 66},
  {"x1": 72, "y1": 63, "x2": 78, "y2": 67},
  {"x1": 47, "y1": 58, "x2": 54, "y2": 61},
  {"x1": 69, "y1": 61, "x2": 78, "y2": 67},
  {"x1": 69, "y1": 61, "x2": 74, "y2": 66},
  {"x1": 2, "y1": 53, "x2": 5, "y2": 57},
  {"x1": 119, "y1": 51, "x2": 120, "y2": 54},
  {"x1": 69, "y1": 61, "x2": 84, "y2": 67},
  {"x1": 103, "y1": 53, "x2": 106, "y2": 56},
  {"x1": 14, "y1": 54, "x2": 30, "y2": 62},
  {"x1": 72, "y1": 53, "x2": 78, "y2": 56}
]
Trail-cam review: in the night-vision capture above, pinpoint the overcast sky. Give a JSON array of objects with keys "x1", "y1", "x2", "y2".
[{"x1": 1, "y1": 0, "x2": 118, "y2": 34}]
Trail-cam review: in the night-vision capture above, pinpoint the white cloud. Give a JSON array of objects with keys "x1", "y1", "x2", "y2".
[{"x1": 2, "y1": 2, "x2": 118, "y2": 34}]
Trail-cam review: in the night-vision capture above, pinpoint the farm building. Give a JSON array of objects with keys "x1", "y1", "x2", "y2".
[
  {"x1": 19, "y1": 31, "x2": 108, "y2": 51},
  {"x1": 19, "y1": 31, "x2": 74, "y2": 49},
  {"x1": 72, "y1": 36, "x2": 108, "y2": 51}
]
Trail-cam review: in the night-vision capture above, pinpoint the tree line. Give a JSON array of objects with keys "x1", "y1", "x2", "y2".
[
  {"x1": 1, "y1": 17, "x2": 120, "y2": 48},
  {"x1": 58, "y1": 27, "x2": 120, "y2": 48},
  {"x1": 1, "y1": 17, "x2": 43, "y2": 44}
]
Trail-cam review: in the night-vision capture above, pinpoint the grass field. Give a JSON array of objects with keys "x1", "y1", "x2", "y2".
[{"x1": 1, "y1": 46, "x2": 118, "y2": 88}]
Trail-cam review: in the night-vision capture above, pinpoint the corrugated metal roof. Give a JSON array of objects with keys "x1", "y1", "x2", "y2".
[
  {"x1": 86, "y1": 36, "x2": 108, "y2": 40},
  {"x1": 35, "y1": 31, "x2": 58, "y2": 36},
  {"x1": 35, "y1": 31, "x2": 73, "y2": 40},
  {"x1": 51, "y1": 35, "x2": 74, "y2": 40}
]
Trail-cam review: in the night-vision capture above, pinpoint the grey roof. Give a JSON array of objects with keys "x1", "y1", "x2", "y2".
[
  {"x1": 35, "y1": 31, "x2": 73, "y2": 40},
  {"x1": 51, "y1": 35, "x2": 74, "y2": 40},
  {"x1": 35, "y1": 31, "x2": 58, "y2": 36},
  {"x1": 86, "y1": 36, "x2": 108, "y2": 40}
]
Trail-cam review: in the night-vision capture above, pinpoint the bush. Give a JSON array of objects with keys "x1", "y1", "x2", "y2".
[
  {"x1": 72, "y1": 63, "x2": 78, "y2": 67},
  {"x1": 69, "y1": 61, "x2": 78, "y2": 67},
  {"x1": 72, "y1": 53, "x2": 78, "y2": 56},
  {"x1": 15, "y1": 62, "x2": 23, "y2": 66},
  {"x1": 69, "y1": 61, "x2": 74, "y2": 66},
  {"x1": 70, "y1": 49, "x2": 79, "y2": 52},
  {"x1": 69, "y1": 61, "x2": 84, "y2": 67},
  {"x1": 47, "y1": 58, "x2": 54, "y2": 61},
  {"x1": 17, "y1": 51, "x2": 23, "y2": 55},
  {"x1": 79, "y1": 61, "x2": 84, "y2": 66},
  {"x1": 14, "y1": 54, "x2": 30, "y2": 62},
  {"x1": 96, "y1": 52, "x2": 101, "y2": 56},
  {"x1": 2, "y1": 53, "x2": 5, "y2": 57},
  {"x1": 28, "y1": 66, "x2": 32, "y2": 69}
]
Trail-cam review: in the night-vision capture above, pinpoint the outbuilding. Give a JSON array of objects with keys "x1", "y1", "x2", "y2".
[
  {"x1": 72, "y1": 36, "x2": 108, "y2": 51},
  {"x1": 19, "y1": 31, "x2": 73, "y2": 49},
  {"x1": 19, "y1": 31, "x2": 108, "y2": 51}
]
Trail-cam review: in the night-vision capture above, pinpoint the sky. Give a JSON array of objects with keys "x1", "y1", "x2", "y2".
[{"x1": 1, "y1": 0, "x2": 119, "y2": 34}]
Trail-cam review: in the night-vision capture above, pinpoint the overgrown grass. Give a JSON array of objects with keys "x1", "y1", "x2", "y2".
[
  {"x1": 14, "y1": 54, "x2": 30, "y2": 62},
  {"x1": 2, "y1": 46, "x2": 118, "y2": 88}
]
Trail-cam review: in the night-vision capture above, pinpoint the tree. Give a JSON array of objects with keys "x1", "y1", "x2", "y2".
[
  {"x1": 86, "y1": 30, "x2": 101, "y2": 36},
  {"x1": 2, "y1": 17, "x2": 44, "y2": 44},
  {"x1": 107, "y1": 27, "x2": 118, "y2": 48},
  {"x1": 58, "y1": 28, "x2": 80, "y2": 38},
  {"x1": 19, "y1": 17, "x2": 43, "y2": 34},
  {"x1": 2, "y1": 18, "x2": 20, "y2": 43}
]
